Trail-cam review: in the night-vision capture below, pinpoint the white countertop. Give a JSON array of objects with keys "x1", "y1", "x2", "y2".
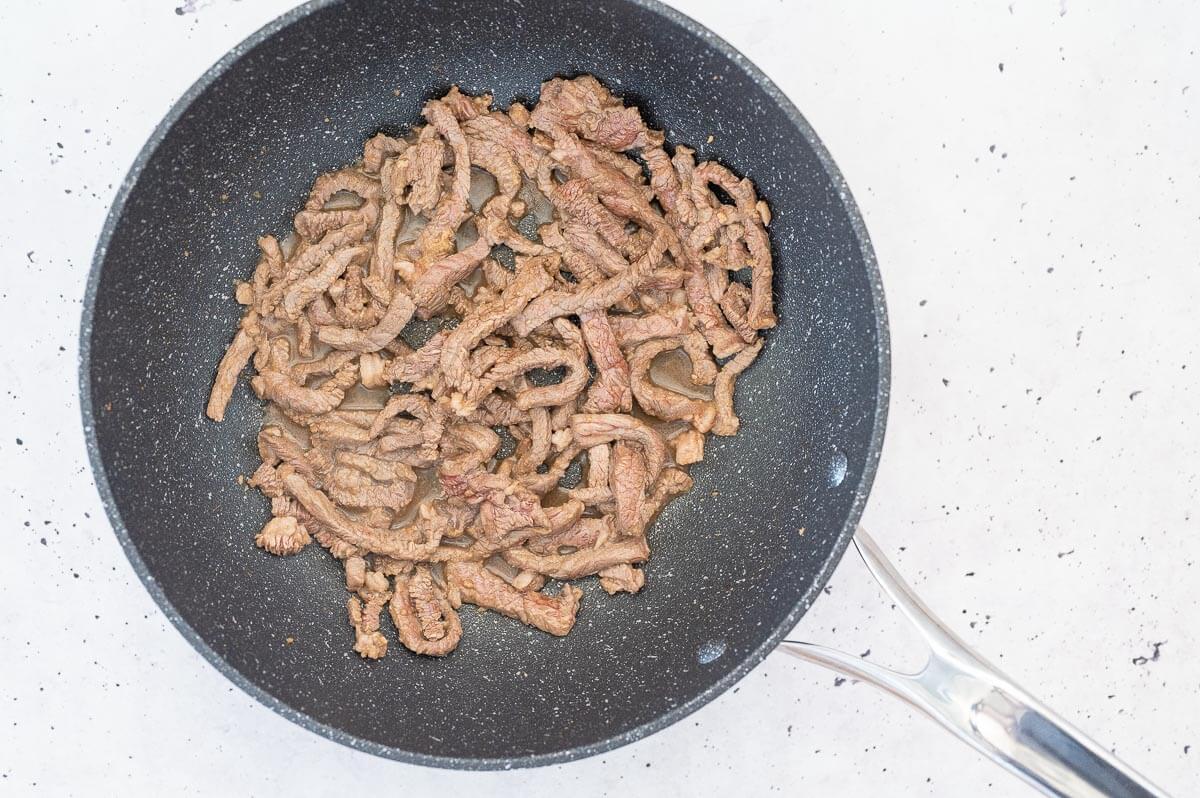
[{"x1": 1, "y1": 1, "x2": 1197, "y2": 794}]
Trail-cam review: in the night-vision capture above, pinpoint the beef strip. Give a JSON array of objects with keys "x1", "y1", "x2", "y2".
[
  {"x1": 610, "y1": 440, "x2": 649, "y2": 536},
  {"x1": 347, "y1": 570, "x2": 393, "y2": 659},
  {"x1": 672, "y1": 428, "x2": 705, "y2": 466},
  {"x1": 569, "y1": 413, "x2": 667, "y2": 477},
  {"x1": 389, "y1": 566, "x2": 463, "y2": 656},
  {"x1": 206, "y1": 312, "x2": 260, "y2": 422},
  {"x1": 282, "y1": 472, "x2": 443, "y2": 559},
  {"x1": 316, "y1": 287, "x2": 416, "y2": 352},
  {"x1": 280, "y1": 245, "x2": 369, "y2": 321},
  {"x1": 254, "y1": 515, "x2": 311, "y2": 556},
  {"x1": 406, "y1": 127, "x2": 445, "y2": 216},
  {"x1": 712, "y1": 338, "x2": 763, "y2": 436},
  {"x1": 691, "y1": 161, "x2": 776, "y2": 331},
  {"x1": 444, "y1": 561, "x2": 582, "y2": 636},
  {"x1": 608, "y1": 305, "x2": 691, "y2": 348},
  {"x1": 509, "y1": 230, "x2": 668, "y2": 336},
  {"x1": 579, "y1": 309, "x2": 632, "y2": 413},
  {"x1": 524, "y1": 515, "x2": 614, "y2": 556},
  {"x1": 503, "y1": 537, "x2": 650, "y2": 579},
  {"x1": 439, "y1": 255, "x2": 555, "y2": 397},
  {"x1": 598, "y1": 564, "x2": 645, "y2": 595},
  {"x1": 410, "y1": 234, "x2": 493, "y2": 317},
  {"x1": 627, "y1": 337, "x2": 717, "y2": 432}
]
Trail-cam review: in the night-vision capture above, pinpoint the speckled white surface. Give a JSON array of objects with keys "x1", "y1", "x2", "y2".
[{"x1": 1, "y1": 1, "x2": 1197, "y2": 794}]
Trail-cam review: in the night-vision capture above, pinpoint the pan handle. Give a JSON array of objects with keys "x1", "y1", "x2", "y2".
[{"x1": 778, "y1": 528, "x2": 1171, "y2": 798}]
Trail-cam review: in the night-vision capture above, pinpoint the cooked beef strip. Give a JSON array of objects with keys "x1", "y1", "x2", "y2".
[
  {"x1": 672, "y1": 428, "x2": 706, "y2": 466},
  {"x1": 608, "y1": 305, "x2": 691, "y2": 348},
  {"x1": 347, "y1": 569, "x2": 393, "y2": 659},
  {"x1": 692, "y1": 161, "x2": 776, "y2": 332},
  {"x1": 209, "y1": 78, "x2": 774, "y2": 658},
  {"x1": 206, "y1": 313, "x2": 259, "y2": 422},
  {"x1": 569, "y1": 413, "x2": 667, "y2": 477},
  {"x1": 317, "y1": 287, "x2": 416, "y2": 353},
  {"x1": 406, "y1": 127, "x2": 445, "y2": 216},
  {"x1": 444, "y1": 561, "x2": 582, "y2": 636},
  {"x1": 389, "y1": 568, "x2": 463, "y2": 657},
  {"x1": 508, "y1": 230, "x2": 668, "y2": 336},
  {"x1": 254, "y1": 515, "x2": 311, "y2": 556},
  {"x1": 524, "y1": 515, "x2": 614, "y2": 556},
  {"x1": 579, "y1": 309, "x2": 632, "y2": 413},
  {"x1": 627, "y1": 337, "x2": 717, "y2": 432},
  {"x1": 503, "y1": 537, "x2": 650, "y2": 580},
  {"x1": 712, "y1": 338, "x2": 764, "y2": 436},
  {"x1": 598, "y1": 563, "x2": 645, "y2": 595}
]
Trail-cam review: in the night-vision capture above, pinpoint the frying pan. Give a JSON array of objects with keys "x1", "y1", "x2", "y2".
[{"x1": 79, "y1": 0, "x2": 1169, "y2": 793}]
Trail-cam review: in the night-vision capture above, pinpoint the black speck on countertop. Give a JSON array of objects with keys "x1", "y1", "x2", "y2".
[{"x1": 1132, "y1": 641, "x2": 1166, "y2": 666}]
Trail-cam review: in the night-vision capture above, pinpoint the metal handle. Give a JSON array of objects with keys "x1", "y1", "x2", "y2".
[{"x1": 778, "y1": 528, "x2": 1171, "y2": 798}]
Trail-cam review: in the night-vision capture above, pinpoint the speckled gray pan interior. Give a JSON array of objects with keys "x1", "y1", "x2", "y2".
[{"x1": 80, "y1": 0, "x2": 889, "y2": 769}]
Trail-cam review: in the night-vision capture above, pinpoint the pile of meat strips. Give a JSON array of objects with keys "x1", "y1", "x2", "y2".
[{"x1": 206, "y1": 76, "x2": 775, "y2": 658}]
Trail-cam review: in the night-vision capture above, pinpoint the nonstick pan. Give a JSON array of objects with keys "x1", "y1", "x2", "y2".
[{"x1": 79, "y1": 0, "x2": 1169, "y2": 793}]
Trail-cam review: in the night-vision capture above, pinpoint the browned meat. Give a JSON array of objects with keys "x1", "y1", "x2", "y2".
[
  {"x1": 627, "y1": 337, "x2": 717, "y2": 432},
  {"x1": 682, "y1": 330, "x2": 719, "y2": 386},
  {"x1": 362, "y1": 133, "x2": 408, "y2": 174},
  {"x1": 503, "y1": 537, "x2": 649, "y2": 579},
  {"x1": 642, "y1": 467, "x2": 694, "y2": 523},
  {"x1": 251, "y1": 362, "x2": 358, "y2": 416},
  {"x1": 254, "y1": 515, "x2": 311, "y2": 556},
  {"x1": 294, "y1": 170, "x2": 381, "y2": 243},
  {"x1": 542, "y1": 499, "x2": 585, "y2": 535},
  {"x1": 683, "y1": 254, "x2": 745, "y2": 358},
  {"x1": 610, "y1": 441, "x2": 649, "y2": 536},
  {"x1": 509, "y1": 230, "x2": 668, "y2": 336},
  {"x1": 546, "y1": 177, "x2": 630, "y2": 250},
  {"x1": 712, "y1": 338, "x2": 763, "y2": 436},
  {"x1": 579, "y1": 310, "x2": 632, "y2": 413},
  {"x1": 206, "y1": 312, "x2": 259, "y2": 422},
  {"x1": 257, "y1": 223, "x2": 368, "y2": 316},
  {"x1": 608, "y1": 306, "x2": 691, "y2": 348},
  {"x1": 569, "y1": 413, "x2": 667, "y2": 477},
  {"x1": 463, "y1": 111, "x2": 548, "y2": 179},
  {"x1": 514, "y1": 404, "x2": 552, "y2": 473},
  {"x1": 316, "y1": 287, "x2": 415, "y2": 352},
  {"x1": 672, "y1": 428, "x2": 706, "y2": 466},
  {"x1": 691, "y1": 162, "x2": 776, "y2": 331},
  {"x1": 439, "y1": 256, "x2": 555, "y2": 396},
  {"x1": 406, "y1": 127, "x2": 445, "y2": 216},
  {"x1": 525, "y1": 515, "x2": 614, "y2": 555},
  {"x1": 444, "y1": 561, "x2": 582, "y2": 636},
  {"x1": 389, "y1": 567, "x2": 463, "y2": 656},
  {"x1": 279, "y1": 245, "x2": 369, "y2": 321},
  {"x1": 441, "y1": 85, "x2": 492, "y2": 121},
  {"x1": 410, "y1": 234, "x2": 493, "y2": 317},
  {"x1": 208, "y1": 79, "x2": 774, "y2": 658},
  {"x1": 598, "y1": 564, "x2": 645, "y2": 595},
  {"x1": 347, "y1": 569, "x2": 392, "y2": 659},
  {"x1": 467, "y1": 135, "x2": 522, "y2": 218},
  {"x1": 282, "y1": 472, "x2": 444, "y2": 559},
  {"x1": 531, "y1": 75, "x2": 657, "y2": 151}
]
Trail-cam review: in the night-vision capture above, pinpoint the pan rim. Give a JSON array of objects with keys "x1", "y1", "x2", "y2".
[{"x1": 78, "y1": 0, "x2": 890, "y2": 771}]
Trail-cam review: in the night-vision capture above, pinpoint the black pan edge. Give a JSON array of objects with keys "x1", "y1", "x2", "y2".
[{"x1": 78, "y1": 0, "x2": 890, "y2": 770}]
